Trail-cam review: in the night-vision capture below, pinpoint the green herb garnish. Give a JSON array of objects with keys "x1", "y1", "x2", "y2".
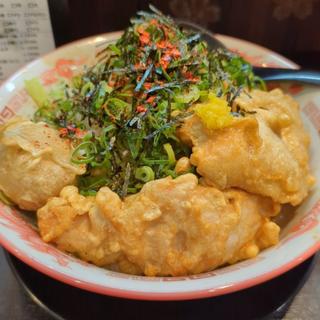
[{"x1": 33, "y1": 5, "x2": 264, "y2": 197}]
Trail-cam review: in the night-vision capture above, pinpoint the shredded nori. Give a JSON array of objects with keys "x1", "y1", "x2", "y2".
[{"x1": 33, "y1": 5, "x2": 264, "y2": 197}]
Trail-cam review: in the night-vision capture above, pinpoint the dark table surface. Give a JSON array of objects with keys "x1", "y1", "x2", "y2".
[{"x1": 0, "y1": 249, "x2": 51, "y2": 320}]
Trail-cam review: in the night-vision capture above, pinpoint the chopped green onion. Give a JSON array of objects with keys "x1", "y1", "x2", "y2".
[
  {"x1": 107, "y1": 97, "x2": 130, "y2": 108},
  {"x1": 99, "y1": 125, "x2": 116, "y2": 148},
  {"x1": 164, "y1": 169, "x2": 178, "y2": 178},
  {"x1": 83, "y1": 132, "x2": 94, "y2": 141},
  {"x1": 163, "y1": 143, "x2": 176, "y2": 165},
  {"x1": 71, "y1": 141, "x2": 97, "y2": 164},
  {"x1": 174, "y1": 85, "x2": 200, "y2": 104},
  {"x1": 127, "y1": 187, "x2": 138, "y2": 193},
  {"x1": 72, "y1": 75, "x2": 82, "y2": 89},
  {"x1": 109, "y1": 44, "x2": 121, "y2": 55},
  {"x1": 81, "y1": 81, "x2": 95, "y2": 96},
  {"x1": 135, "y1": 166, "x2": 155, "y2": 182},
  {"x1": 94, "y1": 81, "x2": 107, "y2": 109},
  {"x1": 80, "y1": 190, "x2": 98, "y2": 196}
]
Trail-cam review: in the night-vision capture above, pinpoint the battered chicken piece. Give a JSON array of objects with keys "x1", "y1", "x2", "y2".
[
  {"x1": 0, "y1": 117, "x2": 85, "y2": 210},
  {"x1": 37, "y1": 174, "x2": 280, "y2": 276},
  {"x1": 179, "y1": 89, "x2": 314, "y2": 205},
  {"x1": 37, "y1": 185, "x2": 122, "y2": 266}
]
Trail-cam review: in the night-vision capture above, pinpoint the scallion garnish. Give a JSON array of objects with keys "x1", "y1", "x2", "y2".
[
  {"x1": 33, "y1": 5, "x2": 264, "y2": 196},
  {"x1": 135, "y1": 166, "x2": 155, "y2": 182}
]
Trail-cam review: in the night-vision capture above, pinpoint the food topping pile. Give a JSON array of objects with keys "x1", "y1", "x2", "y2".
[{"x1": 33, "y1": 5, "x2": 264, "y2": 197}]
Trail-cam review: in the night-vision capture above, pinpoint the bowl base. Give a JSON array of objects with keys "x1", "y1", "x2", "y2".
[{"x1": 3, "y1": 250, "x2": 317, "y2": 320}]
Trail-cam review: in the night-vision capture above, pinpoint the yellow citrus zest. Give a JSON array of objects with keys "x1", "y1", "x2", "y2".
[{"x1": 194, "y1": 93, "x2": 233, "y2": 129}]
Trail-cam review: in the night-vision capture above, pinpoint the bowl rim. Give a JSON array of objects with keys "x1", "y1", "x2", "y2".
[{"x1": 0, "y1": 32, "x2": 319, "y2": 301}]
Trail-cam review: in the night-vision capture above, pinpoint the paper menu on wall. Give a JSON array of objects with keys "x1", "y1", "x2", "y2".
[{"x1": 0, "y1": 0, "x2": 55, "y2": 83}]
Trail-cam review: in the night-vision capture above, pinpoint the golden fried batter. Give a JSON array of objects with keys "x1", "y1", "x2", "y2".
[
  {"x1": 179, "y1": 89, "x2": 314, "y2": 205},
  {"x1": 37, "y1": 174, "x2": 280, "y2": 276},
  {"x1": 0, "y1": 117, "x2": 85, "y2": 210},
  {"x1": 38, "y1": 185, "x2": 122, "y2": 266}
]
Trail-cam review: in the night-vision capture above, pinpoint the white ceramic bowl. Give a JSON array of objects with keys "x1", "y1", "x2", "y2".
[{"x1": 0, "y1": 32, "x2": 319, "y2": 300}]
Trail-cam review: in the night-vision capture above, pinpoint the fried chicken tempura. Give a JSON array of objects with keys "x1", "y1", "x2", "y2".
[
  {"x1": 0, "y1": 117, "x2": 85, "y2": 210},
  {"x1": 179, "y1": 89, "x2": 314, "y2": 205},
  {"x1": 37, "y1": 185, "x2": 122, "y2": 266},
  {"x1": 37, "y1": 174, "x2": 280, "y2": 276}
]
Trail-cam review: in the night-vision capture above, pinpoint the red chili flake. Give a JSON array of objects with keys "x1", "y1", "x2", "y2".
[
  {"x1": 140, "y1": 33, "x2": 150, "y2": 45},
  {"x1": 144, "y1": 82, "x2": 152, "y2": 90},
  {"x1": 134, "y1": 63, "x2": 142, "y2": 70},
  {"x1": 183, "y1": 71, "x2": 194, "y2": 80},
  {"x1": 137, "y1": 26, "x2": 145, "y2": 34},
  {"x1": 183, "y1": 71, "x2": 193, "y2": 78},
  {"x1": 169, "y1": 48, "x2": 181, "y2": 58},
  {"x1": 161, "y1": 25, "x2": 171, "y2": 38},
  {"x1": 160, "y1": 61, "x2": 168, "y2": 69},
  {"x1": 160, "y1": 54, "x2": 171, "y2": 69},
  {"x1": 150, "y1": 19, "x2": 158, "y2": 26},
  {"x1": 156, "y1": 40, "x2": 173, "y2": 50},
  {"x1": 136, "y1": 105, "x2": 147, "y2": 113},
  {"x1": 183, "y1": 71, "x2": 200, "y2": 82},
  {"x1": 108, "y1": 80, "x2": 115, "y2": 87},
  {"x1": 137, "y1": 27, "x2": 151, "y2": 45},
  {"x1": 189, "y1": 77, "x2": 200, "y2": 82},
  {"x1": 156, "y1": 41, "x2": 166, "y2": 49},
  {"x1": 75, "y1": 128, "x2": 85, "y2": 138},
  {"x1": 59, "y1": 128, "x2": 68, "y2": 137},
  {"x1": 116, "y1": 78, "x2": 128, "y2": 88},
  {"x1": 146, "y1": 96, "x2": 156, "y2": 104}
]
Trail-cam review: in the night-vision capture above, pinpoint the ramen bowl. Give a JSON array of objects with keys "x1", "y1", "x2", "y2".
[{"x1": 0, "y1": 32, "x2": 319, "y2": 300}]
